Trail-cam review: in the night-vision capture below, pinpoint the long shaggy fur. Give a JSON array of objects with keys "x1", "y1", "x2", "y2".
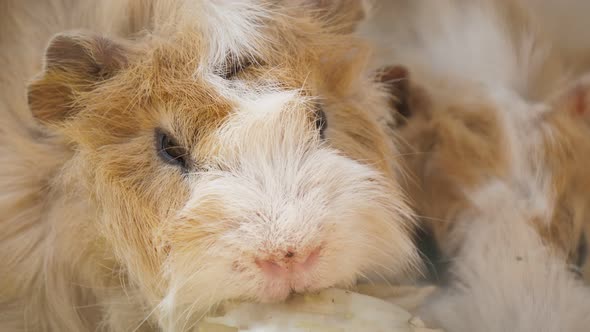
[
  {"x1": 0, "y1": 0, "x2": 416, "y2": 331},
  {"x1": 360, "y1": 0, "x2": 590, "y2": 330},
  {"x1": 420, "y1": 181, "x2": 590, "y2": 332}
]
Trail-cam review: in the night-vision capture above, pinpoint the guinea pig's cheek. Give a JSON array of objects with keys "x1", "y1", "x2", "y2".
[{"x1": 162, "y1": 201, "x2": 227, "y2": 246}]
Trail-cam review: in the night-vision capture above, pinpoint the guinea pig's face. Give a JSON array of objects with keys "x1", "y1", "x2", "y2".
[{"x1": 27, "y1": 2, "x2": 416, "y2": 326}]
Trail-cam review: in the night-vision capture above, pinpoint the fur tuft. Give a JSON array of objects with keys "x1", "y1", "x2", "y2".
[{"x1": 420, "y1": 181, "x2": 590, "y2": 332}]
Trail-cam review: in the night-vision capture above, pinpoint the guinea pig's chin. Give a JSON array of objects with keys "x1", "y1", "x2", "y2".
[
  {"x1": 250, "y1": 257, "x2": 357, "y2": 303},
  {"x1": 254, "y1": 275, "x2": 345, "y2": 303},
  {"x1": 256, "y1": 282, "x2": 295, "y2": 303}
]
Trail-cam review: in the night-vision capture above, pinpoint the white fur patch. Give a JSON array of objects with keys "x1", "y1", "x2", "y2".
[
  {"x1": 158, "y1": 87, "x2": 416, "y2": 328},
  {"x1": 421, "y1": 181, "x2": 590, "y2": 332},
  {"x1": 360, "y1": 1, "x2": 590, "y2": 330},
  {"x1": 168, "y1": 0, "x2": 273, "y2": 71}
]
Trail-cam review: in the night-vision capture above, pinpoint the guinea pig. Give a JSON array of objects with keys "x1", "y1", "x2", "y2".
[
  {"x1": 370, "y1": 0, "x2": 590, "y2": 269},
  {"x1": 0, "y1": 0, "x2": 417, "y2": 331},
  {"x1": 393, "y1": 65, "x2": 590, "y2": 280},
  {"x1": 366, "y1": 2, "x2": 590, "y2": 330}
]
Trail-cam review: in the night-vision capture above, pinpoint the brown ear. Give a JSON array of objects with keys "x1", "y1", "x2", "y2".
[
  {"x1": 281, "y1": 0, "x2": 367, "y2": 33},
  {"x1": 27, "y1": 32, "x2": 129, "y2": 124},
  {"x1": 376, "y1": 65, "x2": 433, "y2": 124},
  {"x1": 376, "y1": 65, "x2": 411, "y2": 118},
  {"x1": 552, "y1": 75, "x2": 590, "y2": 118}
]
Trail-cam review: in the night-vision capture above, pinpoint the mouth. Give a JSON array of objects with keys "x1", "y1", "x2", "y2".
[
  {"x1": 257, "y1": 277, "x2": 321, "y2": 303},
  {"x1": 251, "y1": 246, "x2": 326, "y2": 302},
  {"x1": 258, "y1": 286, "x2": 294, "y2": 303},
  {"x1": 258, "y1": 281, "x2": 312, "y2": 303}
]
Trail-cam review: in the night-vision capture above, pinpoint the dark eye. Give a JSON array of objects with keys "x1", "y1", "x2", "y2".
[
  {"x1": 315, "y1": 107, "x2": 328, "y2": 140},
  {"x1": 155, "y1": 129, "x2": 189, "y2": 169},
  {"x1": 222, "y1": 57, "x2": 254, "y2": 79}
]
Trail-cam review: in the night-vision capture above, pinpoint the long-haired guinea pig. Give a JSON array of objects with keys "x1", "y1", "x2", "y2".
[
  {"x1": 378, "y1": 65, "x2": 590, "y2": 332},
  {"x1": 372, "y1": 0, "x2": 590, "y2": 277},
  {"x1": 365, "y1": 4, "x2": 590, "y2": 331},
  {"x1": 0, "y1": 1, "x2": 417, "y2": 331}
]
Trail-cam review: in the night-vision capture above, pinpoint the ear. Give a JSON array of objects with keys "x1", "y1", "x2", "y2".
[
  {"x1": 552, "y1": 74, "x2": 590, "y2": 117},
  {"x1": 376, "y1": 65, "x2": 411, "y2": 118},
  {"x1": 27, "y1": 31, "x2": 129, "y2": 124},
  {"x1": 375, "y1": 65, "x2": 433, "y2": 125},
  {"x1": 281, "y1": 0, "x2": 367, "y2": 33}
]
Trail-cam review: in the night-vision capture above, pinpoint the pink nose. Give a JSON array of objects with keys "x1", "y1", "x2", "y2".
[{"x1": 256, "y1": 247, "x2": 321, "y2": 278}]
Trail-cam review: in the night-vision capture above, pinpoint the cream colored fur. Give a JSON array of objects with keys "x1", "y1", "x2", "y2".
[
  {"x1": 359, "y1": 0, "x2": 590, "y2": 330},
  {"x1": 0, "y1": 1, "x2": 416, "y2": 331},
  {"x1": 420, "y1": 180, "x2": 590, "y2": 332}
]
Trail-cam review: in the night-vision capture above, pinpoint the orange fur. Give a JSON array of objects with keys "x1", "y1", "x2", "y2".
[
  {"x1": 0, "y1": 1, "x2": 416, "y2": 331},
  {"x1": 373, "y1": 0, "x2": 590, "y2": 274},
  {"x1": 364, "y1": 1, "x2": 590, "y2": 330}
]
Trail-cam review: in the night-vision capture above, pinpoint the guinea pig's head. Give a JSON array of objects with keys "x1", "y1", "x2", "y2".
[
  {"x1": 27, "y1": 1, "x2": 416, "y2": 326},
  {"x1": 378, "y1": 66, "x2": 509, "y2": 254},
  {"x1": 381, "y1": 64, "x2": 590, "y2": 263}
]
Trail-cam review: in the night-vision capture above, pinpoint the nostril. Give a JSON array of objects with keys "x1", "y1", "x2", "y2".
[{"x1": 256, "y1": 247, "x2": 322, "y2": 278}]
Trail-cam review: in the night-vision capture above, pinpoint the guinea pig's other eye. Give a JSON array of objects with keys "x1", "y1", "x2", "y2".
[
  {"x1": 222, "y1": 58, "x2": 254, "y2": 79},
  {"x1": 315, "y1": 107, "x2": 328, "y2": 140},
  {"x1": 155, "y1": 129, "x2": 189, "y2": 169}
]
